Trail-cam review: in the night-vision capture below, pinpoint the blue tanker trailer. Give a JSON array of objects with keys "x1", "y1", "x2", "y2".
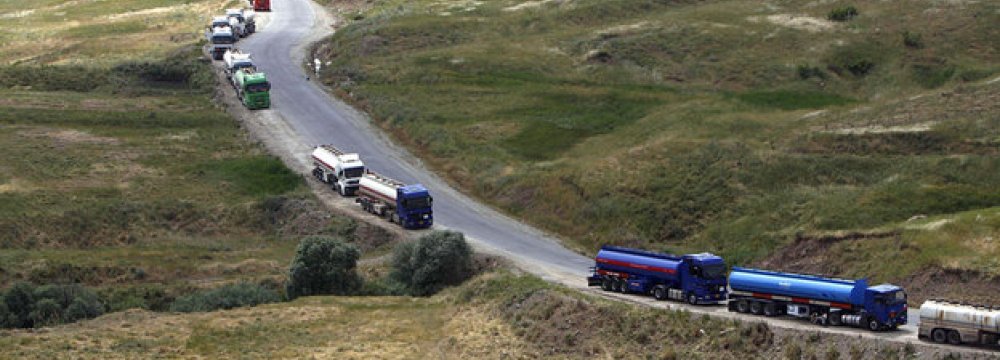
[
  {"x1": 587, "y1": 245, "x2": 727, "y2": 304},
  {"x1": 728, "y1": 267, "x2": 908, "y2": 331}
]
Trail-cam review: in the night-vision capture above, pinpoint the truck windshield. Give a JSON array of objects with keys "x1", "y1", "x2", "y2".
[
  {"x1": 247, "y1": 82, "x2": 270, "y2": 93},
  {"x1": 698, "y1": 264, "x2": 727, "y2": 279},
  {"x1": 403, "y1": 196, "x2": 432, "y2": 209},
  {"x1": 875, "y1": 291, "x2": 907, "y2": 305},
  {"x1": 343, "y1": 167, "x2": 364, "y2": 179}
]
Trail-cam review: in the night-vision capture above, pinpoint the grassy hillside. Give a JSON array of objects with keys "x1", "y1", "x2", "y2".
[
  {"x1": 0, "y1": 0, "x2": 390, "y2": 316},
  {"x1": 316, "y1": 0, "x2": 1000, "y2": 295},
  {"x1": 2, "y1": 272, "x2": 965, "y2": 359}
]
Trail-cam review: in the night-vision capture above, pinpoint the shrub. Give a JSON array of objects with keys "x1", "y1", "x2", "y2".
[
  {"x1": 902, "y1": 31, "x2": 924, "y2": 49},
  {"x1": 286, "y1": 236, "x2": 362, "y2": 298},
  {"x1": 828, "y1": 44, "x2": 879, "y2": 77},
  {"x1": 169, "y1": 283, "x2": 280, "y2": 313},
  {"x1": 391, "y1": 230, "x2": 474, "y2": 296},
  {"x1": 797, "y1": 65, "x2": 827, "y2": 80},
  {"x1": 827, "y1": 6, "x2": 858, "y2": 22},
  {"x1": 0, "y1": 282, "x2": 104, "y2": 329}
]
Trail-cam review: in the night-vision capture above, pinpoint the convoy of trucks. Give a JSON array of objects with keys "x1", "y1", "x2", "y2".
[
  {"x1": 357, "y1": 171, "x2": 433, "y2": 229},
  {"x1": 311, "y1": 145, "x2": 365, "y2": 196},
  {"x1": 919, "y1": 300, "x2": 1000, "y2": 346},
  {"x1": 200, "y1": 3, "x2": 995, "y2": 351}
]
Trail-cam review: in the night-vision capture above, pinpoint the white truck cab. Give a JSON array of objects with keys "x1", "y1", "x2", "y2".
[{"x1": 311, "y1": 145, "x2": 366, "y2": 196}]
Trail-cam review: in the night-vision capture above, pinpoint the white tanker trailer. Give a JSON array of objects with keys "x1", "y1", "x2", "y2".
[
  {"x1": 311, "y1": 145, "x2": 365, "y2": 196},
  {"x1": 919, "y1": 300, "x2": 1000, "y2": 346}
]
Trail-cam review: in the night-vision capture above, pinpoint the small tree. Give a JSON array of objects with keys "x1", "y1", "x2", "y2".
[
  {"x1": 391, "y1": 230, "x2": 473, "y2": 296},
  {"x1": 287, "y1": 236, "x2": 362, "y2": 299},
  {"x1": 4, "y1": 282, "x2": 35, "y2": 328}
]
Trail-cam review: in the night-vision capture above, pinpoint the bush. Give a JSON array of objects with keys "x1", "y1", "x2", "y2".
[
  {"x1": 902, "y1": 31, "x2": 924, "y2": 49},
  {"x1": 169, "y1": 283, "x2": 279, "y2": 312},
  {"x1": 827, "y1": 6, "x2": 858, "y2": 22},
  {"x1": 0, "y1": 282, "x2": 105, "y2": 329},
  {"x1": 828, "y1": 44, "x2": 879, "y2": 77},
  {"x1": 286, "y1": 236, "x2": 362, "y2": 298},
  {"x1": 391, "y1": 230, "x2": 474, "y2": 296},
  {"x1": 797, "y1": 65, "x2": 827, "y2": 80}
]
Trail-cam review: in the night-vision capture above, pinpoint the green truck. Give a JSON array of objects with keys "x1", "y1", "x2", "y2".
[{"x1": 233, "y1": 68, "x2": 270, "y2": 109}]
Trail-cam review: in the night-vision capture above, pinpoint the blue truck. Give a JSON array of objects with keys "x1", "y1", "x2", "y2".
[
  {"x1": 728, "y1": 267, "x2": 908, "y2": 331},
  {"x1": 587, "y1": 245, "x2": 728, "y2": 304},
  {"x1": 356, "y1": 171, "x2": 433, "y2": 229}
]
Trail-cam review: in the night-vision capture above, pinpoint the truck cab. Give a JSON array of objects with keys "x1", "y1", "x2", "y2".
[
  {"x1": 680, "y1": 253, "x2": 728, "y2": 303},
  {"x1": 865, "y1": 284, "x2": 908, "y2": 329},
  {"x1": 210, "y1": 16, "x2": 230, "y2": 30},
  {"x1": 208, "y1": 27, "x2": 236, "y2": 60},
  {"x1": 396, "y1": 185, "x2": 433, "y2": 229},
  {"x1": 332, "y1": 154, "x2": 364, "y2": 196}
]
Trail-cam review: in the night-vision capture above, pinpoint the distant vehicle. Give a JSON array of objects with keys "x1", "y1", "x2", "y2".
[
  {"x1": 356, "y1": 171, "x2": 433, "y2": 229},
  {"x1": 919, "y1": 300, "x2": 1000, "y2": 346},
  {"x1": 226, "y1": 8, "x2": 256, "y2": 36},
  {"x1": 233, "y1": 68, "x2": 270, "y2": 109},
  {"x1": 587, "y1": 245, "x2": 728, "y2": 304},
  {"x1": 209, "y1": 16, "x2": 231, "y2": 30},
  {"x1": 311, "y1": 145, "x2": 365, "y2": 196},
  {"x1": 207, "y1": 26, "x2": 236, "y2": 61},
  {"x1": 728, "y1": 267, "x2": 908, "y2": 331},
  {"x1": 223, "y1": 49, "x2": 255, "y2": 83},
  {"x1": 250, "y1": 0, "x2": 270, "y2": 12}
]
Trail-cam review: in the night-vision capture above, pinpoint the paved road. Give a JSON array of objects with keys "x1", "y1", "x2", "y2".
[
  {"x1": 240, "y1": 0, "x2": 592, "y2": 283},
  {"x1": 233, "y1": 0, "x2": 994, "y2": 354}
]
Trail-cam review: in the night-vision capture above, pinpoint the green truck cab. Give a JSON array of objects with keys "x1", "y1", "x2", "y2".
[{"x1": 234, "y1": 68, "x2": 270, "y2": 109}]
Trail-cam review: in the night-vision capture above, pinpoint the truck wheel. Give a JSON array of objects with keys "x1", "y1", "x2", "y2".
[
  {"x1": 867, "y1": 319, "x2": 881, "y2": 332},
  {"x1": 763, "y1": 303, "x2": 776, "y2": 317},
  {"x1": 736, "y1": 300, "x2": 749, "y2": 313},
  {"x1": 653, "y1": 286, "x2": 667, "y2": 301},
  {"x1": 618, "y1": 279, "x2": 628, "y2": 294},
  {"x1": 829, "y1": 312, "x2": 842, "y2": 326},
  {"x1": 686, "y1": 293, "x2": 697, "y2": 305},
  {"x1": 931, "y1": 328, "x2": 947, "y2": 343},
  {"x1": 749, "y1": 301, "x2": 763, "y2": 315},
  {"x1": 610, "y1": 278, "x2": 620, "y2": 292},
  {"x1": 947, "y1": 330, "x2": 962, "y2": 345},
  {"x1": 601, "y1": 278, "x2": 612, "y2": 292}
]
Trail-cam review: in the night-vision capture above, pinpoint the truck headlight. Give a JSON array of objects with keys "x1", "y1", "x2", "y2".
[{"x1": 422, "y1": 214, "x2": 429, "y2": 219}]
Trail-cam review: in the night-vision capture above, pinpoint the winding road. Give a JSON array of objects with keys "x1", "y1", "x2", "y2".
[{"x1": 231, "y1": 0, "x2": 994, "y2": 355}]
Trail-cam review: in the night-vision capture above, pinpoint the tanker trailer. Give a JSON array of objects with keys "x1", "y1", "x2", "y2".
[
  {"x1": 587, "y1": 245, "x2": 728, "y2": 305},
  {"x1": 356, "y1": 171, "x2": 433, "y2": 229},
  {"x1": 919, "y1": 300, "x2": 1000, "y2": 346},
  {"x1": 729, "y1": 267, "x2": 907, "y2": 331}
]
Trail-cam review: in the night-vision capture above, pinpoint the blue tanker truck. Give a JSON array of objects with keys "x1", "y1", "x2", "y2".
[
  {"x1": 728, "y1": 267, "x2": 908, "y2": 331},
  {"x1": 587, "y1": 245, "x2": 728, "y2": 304}
]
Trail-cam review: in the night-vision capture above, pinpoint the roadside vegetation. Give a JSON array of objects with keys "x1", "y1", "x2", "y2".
[
  {"x1": 316, "y1": 0, "x2": 1000, "y2": 301},
  {"x1": 0, "y1": 271, "x2": 975, "y2": 359}
]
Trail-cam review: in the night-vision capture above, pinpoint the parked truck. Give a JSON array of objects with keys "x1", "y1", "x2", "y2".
[
  {"x1": 233, "y1": 68, "x2": 270, "y2": 109},
  {"x1": 223, "y1": 49, "x2": 255, "y2": 83},
  {"x1": 728, "y1": 267, "x2": 908, "y2": 331},
  {"x1": 208, "y1": 26, "x2": 236, "y2": 61},
  {"x1": 587, "y1": 245, "x2": 728, "y2": 305},
  {"x1": 226, "y1": 8, "x2": 255, "y2": 36},
  {"x1": 311, "y1": 145, "x2": 365, "y2": 196},
  {"x1": 919, "y1": 300, "x2": 1000, "y2": 346},
  {"x1": 356, "y1": 171, "x2": 433, "y2": 229}
]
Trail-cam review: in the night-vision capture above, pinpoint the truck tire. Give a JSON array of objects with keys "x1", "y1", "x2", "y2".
[
  {"x1": 686, "y1": 293, "x2": 697, "y2": 305},
  {"x1": 601, "y1": 278, "x2": 612, "y2": 292},
  {"x1": 829, "y1": 312, "x2": 842, "y2": 326},
  {"x1": 750, "y1": 301, "x2": 763, "y2": 315},
  {"x1": 947, "y1": 330, "x2": 962, "y2": 345},
  {"x1": 931, "y1": 328, "x2": 947, "y2": 343},
  {"x1": 736, "y1": 300, "x2": 750, "y2": 313},
  {"x1": 867, "y1": 318, "x2": 881, "y2": 332},
  {"x1": 618, "y1": 279, "x2": 629, "y2": 294},
  {"x1": 653, "y1": 286, "x2": 667, "y2": 301},
  {"x1": 763, "y1": 303, "x2": 777, "y2": 317}
]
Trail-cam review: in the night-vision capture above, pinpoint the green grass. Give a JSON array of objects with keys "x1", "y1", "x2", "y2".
[
  {"x1": 317, "y1": 0, "x2": 1000, "y2": 287},
  {"x1": 199, "y1": 157, "x2": 303, "y2": 198}
]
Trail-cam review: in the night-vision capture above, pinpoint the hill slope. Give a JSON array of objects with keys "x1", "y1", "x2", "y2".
[{"x1": 316, "y1": 0, "x2": 1000, "y2": 300}]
